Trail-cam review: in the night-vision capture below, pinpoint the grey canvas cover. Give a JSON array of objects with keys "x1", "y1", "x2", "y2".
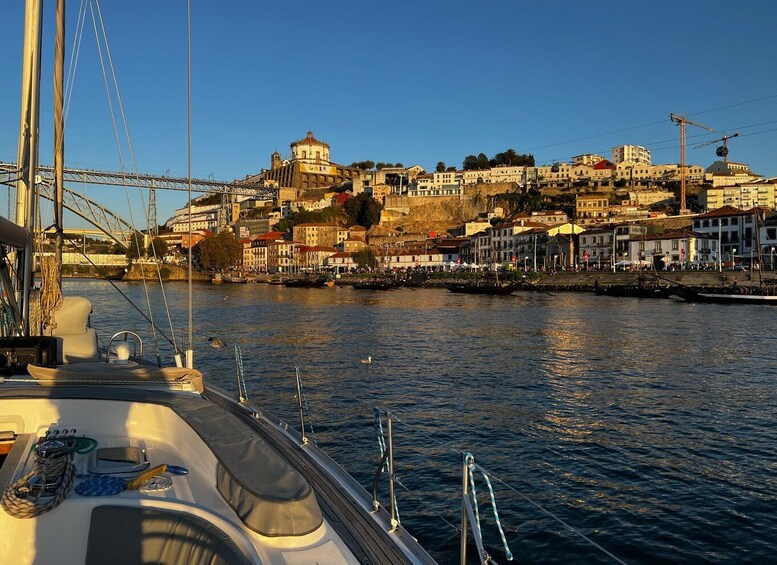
[
  {"x1": 86, "y1": 505, "x2": 250, "y2": 564},
  {"x1": 173, "y1": 395, "x2": 323, "y2": 537}
]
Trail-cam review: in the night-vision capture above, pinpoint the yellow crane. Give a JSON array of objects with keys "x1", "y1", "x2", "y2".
[
  {"x1": 694, "y1": 132, "x2": 740, "y2": 163},
  {"x1": 670, "y1": 113, "x2": 713, "y2": 213}
]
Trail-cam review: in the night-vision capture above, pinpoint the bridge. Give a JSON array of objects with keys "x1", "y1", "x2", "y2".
[
  {"x1": 0, "y1": 162, "x2": 275, "y2": 197},
  {"x1": 0, "y1": 162, "x2": 276, "y2": 249}
]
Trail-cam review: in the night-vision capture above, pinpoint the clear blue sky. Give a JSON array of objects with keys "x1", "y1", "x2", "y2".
[{"x1": 2, "y1": 0, "x2": 777, "y2": 225}]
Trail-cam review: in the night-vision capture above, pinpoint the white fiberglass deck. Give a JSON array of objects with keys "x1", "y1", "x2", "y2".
[{"x1": 0, "y1": 395, "x2": 357, "y2": 564}]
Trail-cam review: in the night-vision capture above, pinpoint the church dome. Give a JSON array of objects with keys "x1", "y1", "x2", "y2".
[{"x1": 291, "y1": 131, "x2": 330, "y2": 149}]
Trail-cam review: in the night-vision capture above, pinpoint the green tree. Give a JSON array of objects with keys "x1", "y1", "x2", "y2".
[
  {"x1": 149, "y1": 236, "x2": 169, "y2": 257},
  {"x1": 125, "y1": 233, "x2": 145, "y2": 262},
  {"x1": 194, "y1": 231, "x2": 243, "y2": 272},
  {"x1": 344, "y1": 192, "x2": 383, "y2": 229},
  {"x1": 446, "y1": 166, "x2": 457, "y2": 172},
  {"x1": 435, "y1": 161, "x2": 446, "y2": 173},
  {"x1": 463, "y1": 155, "x2": 479, "y2": 170},
  {"x1": 353, "y1": 248, "x2": 377, "y2": 270},
  {"x1": 275, "y1": 209, "x2": 325, "y2": 232},
  {"x1": 476, "y1": 153, "x2": 490, "y2": 170},
  {"x1": 394, "y1": 162, "x2": 403, "y2": 168}
]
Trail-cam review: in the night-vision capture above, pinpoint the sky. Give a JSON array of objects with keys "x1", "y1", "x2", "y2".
[{"x1": 1, "y1": 0, "x2": 777, "y2": 226}]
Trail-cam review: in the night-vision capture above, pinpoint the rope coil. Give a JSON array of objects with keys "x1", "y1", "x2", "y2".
[{"x1": 1, "y1": 439, "x2": 76, "y2": 519}]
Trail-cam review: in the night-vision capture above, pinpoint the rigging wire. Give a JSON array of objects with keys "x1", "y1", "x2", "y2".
[
  {"x1": 384, "y1": 411, "x2": 627, "y2": 564},
  {"x1": 187, "y1": 0, "x2": 194, "y2": 366},
  {"x1": 59, "y1": 232, "x2": 176, "y2": 347},
  {"x1": 91, "y1": 0, "x2": 179, "y2": 364},
  {"x1": 87, "y1": 0, "x2": 162, "y2": 365}
]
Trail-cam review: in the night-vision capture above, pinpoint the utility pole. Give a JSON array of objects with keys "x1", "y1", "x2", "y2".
[{"x1": 670, "y1": 113, "x2": 713, "y2": 215}]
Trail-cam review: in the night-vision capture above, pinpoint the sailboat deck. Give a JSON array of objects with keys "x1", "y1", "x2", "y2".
[{"x1": 0, "y1": 385, "x2": 360, "y2": 564}]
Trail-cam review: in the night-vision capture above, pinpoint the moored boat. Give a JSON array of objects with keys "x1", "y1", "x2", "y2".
[
  {"x1": 677, "y1": 287, "x2": 777, "y2": 305},
  {"x1": 447, "y1": 282, "x2": 520, "y2": 295},
  {"x1": 352, "y1": 279, "x2": 399, "y2": 290}
]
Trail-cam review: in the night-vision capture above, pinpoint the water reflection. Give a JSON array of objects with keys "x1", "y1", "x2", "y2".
[{"x1": 64, "y1": 280, "x2": 777, "y2": 563}]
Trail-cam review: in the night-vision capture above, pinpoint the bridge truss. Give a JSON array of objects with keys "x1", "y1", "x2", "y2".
[{"x1": 0, "y1": 162, "x2": 276, "y2": 249}]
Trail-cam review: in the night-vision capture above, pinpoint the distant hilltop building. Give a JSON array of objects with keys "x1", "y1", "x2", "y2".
[
  {"x1": 611, "y1": 144, "x2": 651, "y2": 165},
  {"x1": 572, "y1": 154, "x2": 605, "y2": 167},
  {"x1": 259, "y1": 131, "x2": 358, "y2": 192},
  {"x1": 704, "y1": 160, "x2": 762, "y2": 187}
]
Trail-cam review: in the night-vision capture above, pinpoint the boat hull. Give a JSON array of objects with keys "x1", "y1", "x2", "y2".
[{"x1": 447, "y1": 283, "x2": 519, "y2": 295}]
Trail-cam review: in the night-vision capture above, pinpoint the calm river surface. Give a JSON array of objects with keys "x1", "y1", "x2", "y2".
[{"x1": 65, "y1": 279, "x2": 777, "y2": 564}]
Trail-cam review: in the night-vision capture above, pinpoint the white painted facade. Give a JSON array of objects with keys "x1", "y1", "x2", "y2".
[{"x1": 611, "y1": 145, "x2": 651, "y2": 165}]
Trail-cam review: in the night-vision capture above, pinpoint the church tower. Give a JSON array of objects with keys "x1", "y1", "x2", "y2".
[{"x1": 271, "y1": 150, "x2": 282, "y2": 171}]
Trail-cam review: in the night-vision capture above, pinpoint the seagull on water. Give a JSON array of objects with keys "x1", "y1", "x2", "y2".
[
  {"x1": 208, "y1": 337, "x2": 227, "y2": 349},
  {"x1": 361, "y1": 355, "x2": 372, "y2": 365}
]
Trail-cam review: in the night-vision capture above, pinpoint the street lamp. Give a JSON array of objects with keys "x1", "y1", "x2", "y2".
[
  {"x1": 732, "y1": 248, "x2": 737, "y2": 269},
  {"x1": 524, "y1": 256, "x2": 529, "y2": 271},
  {"x1": 772, "y1": 246, "x2": 775, "y2": 271}
]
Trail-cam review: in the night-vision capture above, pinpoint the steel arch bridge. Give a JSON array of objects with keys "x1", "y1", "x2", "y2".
[{"x1": 39, "y1": 183, "x2": 135, "y2": 249}]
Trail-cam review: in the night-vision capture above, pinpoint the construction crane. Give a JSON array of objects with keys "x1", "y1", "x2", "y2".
[
  {"x1": 693, "y1": 132, "x2": 740, "y2": 163},
  {"x1": 670, "y1": 113, "x2": 713, "y2": 214}
]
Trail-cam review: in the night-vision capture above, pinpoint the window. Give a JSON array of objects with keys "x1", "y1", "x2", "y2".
[{"x1": 672, "y1": 240, "x2": 679, "y2": 250}]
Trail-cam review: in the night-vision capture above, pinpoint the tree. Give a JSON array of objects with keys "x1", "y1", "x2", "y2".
[
  {"x1": 353, "y1": 248, "x2": 377, "y2": 270},
  {"x1": 343, "y1": 192, "x2": 383, "y2": 229},
  {"x1": 149, "y1": 236, "x2": 169, "y2": 257},
  {"x1": 394, "y1": 162, "x2": 404, "y2": 168},
  {"x1": 125, "y1": 233, "x2": 145, "y2": 262},
  {"x1": 476, "y1": 153, "x2": 490, "y2": 170},
  {"x1": 446, "y1": 166, "x2": 457, "y2": 172},
  {"x1": 194, "y1": 231, "x2": 243, "y2": 272},
  {"x1": 435, "y1": 161, "x2": 446, "y2": 173},
  {"x1": 463, "y1": 155, "x2": 479, "y2": 170}
]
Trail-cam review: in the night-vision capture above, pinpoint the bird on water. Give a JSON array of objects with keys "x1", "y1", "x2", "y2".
[
  {"x1": 361, "y1": 355, "x2": 372, "y2": 365},
  {"x1": 208, "y1": 337, "x2": 227, "y2": 349}
]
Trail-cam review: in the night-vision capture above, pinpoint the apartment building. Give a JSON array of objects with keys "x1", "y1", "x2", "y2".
[
  {"x1": 575, "y1": 194, "x2": 610, "y2": 222},
  {"x1": 611, "y1": 145, "x2": 651, "y2": 165},
  {"x1": 292, "y1": 222, "x2": 341, "y2": 248},
  {"x1": 698, "y1": 181, "x2": 776, "y2": 211}
]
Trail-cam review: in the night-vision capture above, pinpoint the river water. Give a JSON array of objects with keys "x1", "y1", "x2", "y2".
[{"x1": 65, "y1": 279, "x2": 777, "y2": 564}]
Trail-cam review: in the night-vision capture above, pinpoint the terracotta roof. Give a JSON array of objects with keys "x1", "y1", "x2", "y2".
[
  {"x1": 329, "y1": 251, "x2": 353, "y2": 258},
  {"x1": 255, "y1": 231, "x2": 286, "y2": 240},
  {"x1": 290, "y1": 130, "x2": 330, "y2": 148},
  {"x1": 695, "y1": 205, "x2": 746, "y2": 218}
]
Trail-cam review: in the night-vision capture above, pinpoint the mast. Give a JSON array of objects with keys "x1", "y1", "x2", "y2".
[
  {"x1": 14, "y1": 0, "x2": 44, "y2": 335},
  {"x1": 53, "y1": 0, "x2": 66, "y2": 297}
]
